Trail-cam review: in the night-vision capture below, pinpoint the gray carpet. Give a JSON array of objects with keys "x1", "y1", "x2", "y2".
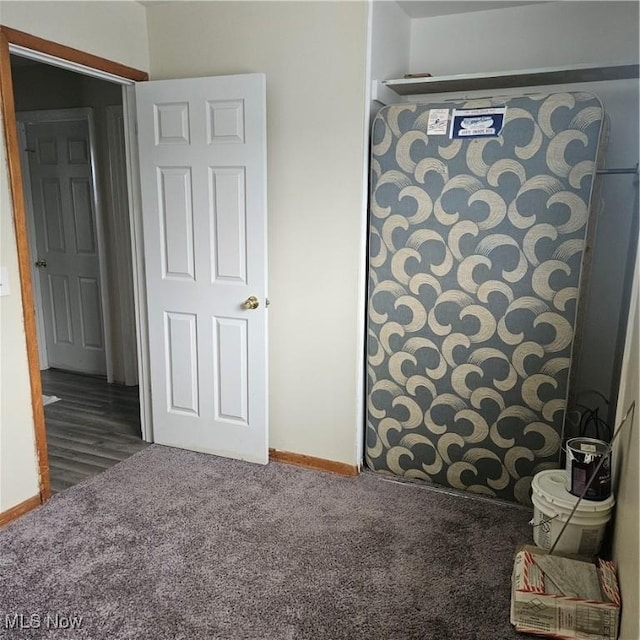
[{"x1": 0, "y1": 445, "x2": 536, "y2": 640}]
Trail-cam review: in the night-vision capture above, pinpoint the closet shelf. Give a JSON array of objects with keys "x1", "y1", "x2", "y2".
[{"x1": 383, "y1": 62, "x2": 639, "y2": 95}]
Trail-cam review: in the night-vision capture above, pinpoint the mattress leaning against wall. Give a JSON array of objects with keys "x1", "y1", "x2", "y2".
[{"x1": 366, "y1": 92, "x2": 607, "y2": 505}]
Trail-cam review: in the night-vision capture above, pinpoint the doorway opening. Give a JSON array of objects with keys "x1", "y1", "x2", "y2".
[
  {"x1": 2, "y1": 27, "x2": 271, "y2": 513},
  {"x1": 9, "y1": 54, "x2": 147, "y2": 494}
]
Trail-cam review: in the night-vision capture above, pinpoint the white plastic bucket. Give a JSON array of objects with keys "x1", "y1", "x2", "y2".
[{"x1": 531, "y1": 469, "x2": 615, "y2": 556}]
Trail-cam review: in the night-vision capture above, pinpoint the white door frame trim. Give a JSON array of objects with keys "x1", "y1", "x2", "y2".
[
  {"x1": 16, "y1": 107, "x2": 114, "y2": 381},
  {"x1": 8, "y1": 44, "x2": 135, "y2": 86},
  {"x1": 122, "y1": 84, "x2": 153, "y2": 441},
  {"x1": 9, "y1": 49, "x2": 152, "y2": 442}
]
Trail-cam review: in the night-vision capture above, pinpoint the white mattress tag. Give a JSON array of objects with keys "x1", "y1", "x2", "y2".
[{"x1": 427, "y1": 109, "x2": 449, "y2": 135}]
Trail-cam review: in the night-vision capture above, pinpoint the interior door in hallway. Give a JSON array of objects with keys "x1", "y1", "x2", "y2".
[
  {"x1": 23, "y1": 115, "x2": 107, "y2": 376},
  {"x1": 135, "y1": 73, "x2": 268, "y2": 464}
]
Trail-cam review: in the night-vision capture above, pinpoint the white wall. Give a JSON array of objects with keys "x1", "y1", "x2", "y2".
[
  {"x1": 0, "y1": 1, "x2": 149, "y2": 72},
  {"x1": 370, "y1": 1, "x2": 410, "y2": 110},
  {"x1": 146, "y1": 1, "x2": 369, "y2": 465},
  {"x1": 409, "y1": 1, "x2": 638, "y2": 76},
  {"x1": 0, "y1": 113, "x2": 40, "y2": 511},
  {"x1": 371, "y1": 1, "x2": 409, "y2": 81},
  {"x1": 0, "y1": 1, "x2": 149, "y2": 513},
  {"x1": 611, "y1": 257, "x2": 639, "y2": 640}
]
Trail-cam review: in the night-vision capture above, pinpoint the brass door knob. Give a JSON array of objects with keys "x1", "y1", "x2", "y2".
[{"x1": 243, "y1": 296, "x2": 260, "y2": 310}]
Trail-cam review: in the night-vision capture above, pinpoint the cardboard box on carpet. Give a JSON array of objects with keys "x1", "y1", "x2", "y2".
[{"x1": 510, "y1": 545, "x2": 620, "y2": 639}]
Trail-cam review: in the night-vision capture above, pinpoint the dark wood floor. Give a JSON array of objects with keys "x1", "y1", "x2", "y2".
[{"x1": 41, "y1": 369, "x2": 149, "y2": 494}]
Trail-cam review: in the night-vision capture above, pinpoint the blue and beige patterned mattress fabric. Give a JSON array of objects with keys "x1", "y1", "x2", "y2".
[{"x1": 366, "y1": 93, "x2": 606, "y2": 505}]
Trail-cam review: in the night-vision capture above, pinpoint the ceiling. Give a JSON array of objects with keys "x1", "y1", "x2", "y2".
[
  {"x1": 396, "y1": 1, "x2": 548, "y2": 19},
  {"x1": 136, "y1": 1, "x2": 548, "y2": 18}
]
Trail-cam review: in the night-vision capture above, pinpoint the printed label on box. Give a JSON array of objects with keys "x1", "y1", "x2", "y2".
[{"x1": 450, "y1": 107, "x2": 506, "y2": 138}]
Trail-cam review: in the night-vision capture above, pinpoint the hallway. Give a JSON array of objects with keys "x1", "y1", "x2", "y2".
[{"x1": 42, "y1": 369, "x2": 148, "y2": 493}]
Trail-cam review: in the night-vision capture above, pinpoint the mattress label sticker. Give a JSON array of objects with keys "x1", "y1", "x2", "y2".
[
  {"x1": 427, "y1": 109, "x2": 449, "y2": 135},
  {"x1": 450, "y1": 107, "x2": 507, "y2": 138}
]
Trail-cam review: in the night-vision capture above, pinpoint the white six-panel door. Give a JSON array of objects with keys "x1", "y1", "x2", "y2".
[
  {"x1": 135, "y1": 74, "x2": 268, "y2": 463},
  {"x1": 24, "y1": 117, "x2": 107, "y2": 375}
]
